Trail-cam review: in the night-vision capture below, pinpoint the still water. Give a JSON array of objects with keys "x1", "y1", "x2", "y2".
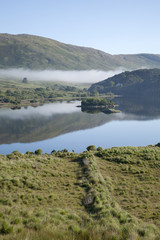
[{"x1": 0, "y1": 97, "x2": 160, "y2": 154}]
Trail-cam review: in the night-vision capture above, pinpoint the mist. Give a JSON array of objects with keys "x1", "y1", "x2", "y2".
[{"x1": 0, "y1": 68, "x2": 126, "y2": 84}]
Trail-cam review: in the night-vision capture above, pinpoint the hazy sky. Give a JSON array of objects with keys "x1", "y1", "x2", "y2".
[{"x1": 1, "y1": 0, "x2": 160, "y2": 54}]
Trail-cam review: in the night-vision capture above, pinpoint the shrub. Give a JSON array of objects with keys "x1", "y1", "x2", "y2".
[
  {"x1": 26, "y1": 151, "x2": 33, "y2": 155},
  {"x1": 51, "y1": 149, "x2": 56, "y2": 153},
  {"x1": 155, "y1": 142, "x2": 160, "y2": 147},
  {"x1": 86, "y1": 145, "x2": 96, "y2": 151},
  {"x1": 35, "y1": 149, "x2": 43, "y2": 155},
  {"x1": 97, "y1": 146, "x2": 103, "y2": 151},
  {"x1": 0, "y1": 221, "x2": 13, "y2": 234},
  {"x1": 61, "y1": 149, "x2": 68, "y2": 153}
]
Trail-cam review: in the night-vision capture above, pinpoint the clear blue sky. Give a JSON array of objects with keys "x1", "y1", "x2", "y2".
[{"x1": 1, "y1": 0, "x2": 160, "y2": 54}]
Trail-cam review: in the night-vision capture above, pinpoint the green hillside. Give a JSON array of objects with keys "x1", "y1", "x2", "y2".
[
  {"x1": 0, "y1": 145, "x2": 160, "y2": 239},
  {"x1": 0, "y1": 34, "x2": 160, "y2": 70},
  {"x1": 89, "y1": 68, "x2": 160, "y2": 97}
]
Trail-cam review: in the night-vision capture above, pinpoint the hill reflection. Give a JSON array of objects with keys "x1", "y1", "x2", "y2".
[{"x1": 0, "y1": 97, "x2": 160, "y2": 145}]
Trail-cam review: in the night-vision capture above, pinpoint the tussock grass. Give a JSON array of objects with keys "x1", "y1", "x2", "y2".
[
  {"x1": 0, "y1": 146, "x2": 160, "y2": 239},
  {"x1": 79, "y1": 149, "x2": 160, "y2": 239},
  {"x1": 96, "y1": 146, "x2": 160, "y2": 227}
]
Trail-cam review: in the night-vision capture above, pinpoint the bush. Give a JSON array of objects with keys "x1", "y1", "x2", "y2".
[
  {"x1": 26, "y1": 151, "x2": 33, "y2": 155},
  {"x1": 35, "y1": 149, "x2": 43, "y2": 155},
  {"x1": 97, "y1": 147, "x2": 103, "y2": 151},
  {"x1": 61, "y1": 149, "x2": 68, "y2": 153},
  {"x1": 87, "y1": 145, "x2": 96, "y2": 151},
  {"x1": 0, "y1": 221, "x2": 13, "y2": 234},
  {"x1": 51, "y1": 150, "x2": 56, "y2": 153},
  {"x1": 155, "y1": 142, "x2": 160, "y2": 147}
]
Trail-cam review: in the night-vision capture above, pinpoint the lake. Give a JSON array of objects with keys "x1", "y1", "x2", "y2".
[{"x1": 0, "y1": 96, "x2": 160, "y2": 154}]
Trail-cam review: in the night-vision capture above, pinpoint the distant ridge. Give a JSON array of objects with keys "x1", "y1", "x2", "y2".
[{"x1": 0, "y1": 33, "x2": 160, "y2": 70}]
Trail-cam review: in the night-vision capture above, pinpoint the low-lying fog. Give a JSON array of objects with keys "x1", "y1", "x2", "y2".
[{"x1": 0, "y1": 68, "x2": 126, "y2": 84}]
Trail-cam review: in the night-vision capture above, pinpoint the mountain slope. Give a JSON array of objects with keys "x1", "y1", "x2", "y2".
[
  {"x1": 89, "y1": 68, "x2": 160, "y2": 96},
  {"x1": 0, "y1": 34, "x2": 118, "y2": 70},
  {"x1": 0, "y1": 33, "x2": 160, "y2": 70}
]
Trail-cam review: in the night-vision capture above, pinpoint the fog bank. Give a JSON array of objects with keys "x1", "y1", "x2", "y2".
[{"x1": 0, "y1": 68, "x2": 126, "y2": 83}]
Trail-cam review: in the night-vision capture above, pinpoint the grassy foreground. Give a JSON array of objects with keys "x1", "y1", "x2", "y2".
[{"x1": 0, "y1": 145, "x2": 160, "y2": 239}]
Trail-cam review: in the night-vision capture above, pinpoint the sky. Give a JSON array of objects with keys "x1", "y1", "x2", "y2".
[{"x1": 1, "y1": 0, "x2": 160, "y2": 54}]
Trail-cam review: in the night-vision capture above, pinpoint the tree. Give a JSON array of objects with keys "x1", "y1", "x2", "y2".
[{"x1": 22, "y1": 77, "x2": 28, "y2": 84}]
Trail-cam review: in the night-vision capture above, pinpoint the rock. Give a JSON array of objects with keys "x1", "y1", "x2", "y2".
[
  {"x1": 82, "y1": 157, "x2": 90, "y2": 166},
  {"x1": 83, "y1": 194, "x2": 94, "y2": 206}
]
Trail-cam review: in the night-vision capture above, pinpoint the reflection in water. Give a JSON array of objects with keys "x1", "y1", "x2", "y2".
[
  {"x1": 0, "y1": 102, "x2": 124, "y2": 144},
  {"x1": 0, "y1": 97, "x2": 160, "y2": 154},
  {"x1": 0, "y1": 101, "x2": 80, "y2": 119},
  {"x1": 115, "y1": 95, "x2": 160, "y2": 117}
]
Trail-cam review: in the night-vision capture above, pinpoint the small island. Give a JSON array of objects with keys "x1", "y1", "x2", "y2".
[{"x1": 81, "y1": 97, "x2": 120, "y2": 114}]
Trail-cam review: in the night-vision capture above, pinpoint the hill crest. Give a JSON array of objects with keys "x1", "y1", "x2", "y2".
[{"x1": 0, "y1": 33, "x2": 160, "y2": 70}]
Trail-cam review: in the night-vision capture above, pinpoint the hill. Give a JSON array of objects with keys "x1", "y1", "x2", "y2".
[
  {"x1": 1, "y1": 34, "x2": 160, "y2": 70},
  {"x1": 89, "y1": 68, "x2": 160, "y2": 97},
  {"x1": 0, "y1": 145, "x2": 160, "y2": 239}
]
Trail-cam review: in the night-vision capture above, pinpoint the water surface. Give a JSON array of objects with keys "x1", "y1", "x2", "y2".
[{"x1": 0, "y1": 97, "x2": 160, "y2": 154}]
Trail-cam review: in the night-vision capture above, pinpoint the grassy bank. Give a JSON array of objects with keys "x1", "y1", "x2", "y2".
[{"x1": 0, "y1": 145, "x2": 160, "y2": 239}]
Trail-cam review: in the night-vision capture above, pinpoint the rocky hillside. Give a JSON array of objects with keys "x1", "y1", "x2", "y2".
[{"x1": 0, "y1": 34, "x2": 160, "y2": 70}]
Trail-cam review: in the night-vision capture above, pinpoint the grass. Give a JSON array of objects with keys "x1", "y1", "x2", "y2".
[
  {"x1": 0, "y1": 145, "x2": 160, "y2": 239},
  {"x1": 96, "y1": 146, "x2": 160, "y2": 227},
  {"x1": 0, "y1": 151, "x2": 90, "y2": 239}
]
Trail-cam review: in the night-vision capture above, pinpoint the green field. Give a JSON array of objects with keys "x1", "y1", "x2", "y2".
[
  {"x1": 0, "y1": 78, "x2": 92, "y2": 108},
  {"x1": 0, "y1": 145, "x2": 160, "y2": 239}
]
